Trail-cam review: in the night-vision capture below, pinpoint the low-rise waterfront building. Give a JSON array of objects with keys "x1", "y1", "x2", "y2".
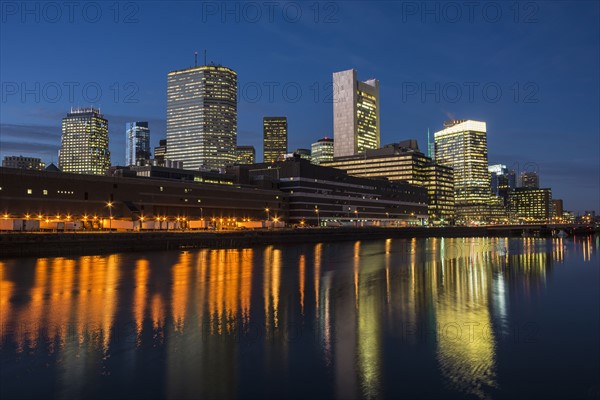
[
  {"x1": 2, "y1": 155, "x2": 45, "y2": 171},
  {"x1": 245, "y1": 157, "x2": 428, "y2": 226},
  {"x1": 322, "y1": 140, "x2": 454, "y2": 224},
  {"x1": 508, "y1": 187, "x2": 552, "y2": 223}
]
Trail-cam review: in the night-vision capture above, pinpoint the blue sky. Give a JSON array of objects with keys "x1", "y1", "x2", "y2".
[{"x1": 1, "y1": 1, "x2": 598, "y2": 212}]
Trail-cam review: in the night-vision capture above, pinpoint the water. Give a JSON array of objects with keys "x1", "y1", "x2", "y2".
[{"x1": 1, "y1": 236, "x2": 598, "y2": 399}]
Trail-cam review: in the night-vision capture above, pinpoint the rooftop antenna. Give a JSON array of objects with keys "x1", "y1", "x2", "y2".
[
  {"x1": 194, "y1": 51, "x2": 198, "y2": 67},
  {"x1": 204, "y1": 49, "x2": 207, "y2": 65}
]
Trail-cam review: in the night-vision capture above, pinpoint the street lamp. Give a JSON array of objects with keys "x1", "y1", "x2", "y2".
[
  {"x1": 315, "y1": 207, "x2": 320, "y2": 227},
  {"x1": 106, "y1": 201, "x2": 113, "y2": 232},
  {"x1": 265, "y1": 208, "x2": 270, "y2": 222},
  {"x1": 354, "y1": 210, "x2": 358, "y2": 227}
]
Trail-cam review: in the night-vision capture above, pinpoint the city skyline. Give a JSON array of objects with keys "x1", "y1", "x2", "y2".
[{"x1": 1, "y1": 2, "x2": 598, "y2": 212}]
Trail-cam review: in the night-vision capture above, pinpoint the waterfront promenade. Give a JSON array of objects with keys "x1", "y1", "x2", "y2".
[{"x1": 1, "y1": 224, "x2": 597, "y2": 258}]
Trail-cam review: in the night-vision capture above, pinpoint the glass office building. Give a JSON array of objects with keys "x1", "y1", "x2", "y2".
[
  {"x1": 59, "y1": 107, "x2": 110, "y2": 175},
  {"x1": 125, "y1": 122, "x2": 151, "y2": 166},
  {"x1": 166, "y1": 65, "x2": 237, "y2": 170}
]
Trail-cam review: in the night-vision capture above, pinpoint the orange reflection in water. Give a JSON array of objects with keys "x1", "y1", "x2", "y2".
[
  {"x1": 4, "y1": 255, "x2": 119, "y2": 354},
  {"x1": 133, "y1": 259, "x2": 149, "y2": 344}
]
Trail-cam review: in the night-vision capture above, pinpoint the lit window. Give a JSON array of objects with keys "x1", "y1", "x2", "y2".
[
  {"x1": 27, "y1": 189, "x2": 32, "y2": 195},
  {"x1": 43, "y1": 190, "x2": 48, "y2": 195}
]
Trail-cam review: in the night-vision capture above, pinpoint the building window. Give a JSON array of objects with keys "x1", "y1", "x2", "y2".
[
  {"x1": 27, "y1": 189, "x2": 32, "y2": 195},
  {"x1": 43, "y1": 189, "x2": 48, "y2": 195}
]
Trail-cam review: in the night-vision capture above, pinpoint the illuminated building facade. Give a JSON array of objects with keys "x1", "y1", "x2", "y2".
[
  {"x1": 489, "y1": 164, "x2": 516, "y2": 206},
  {"x1": 508, "y1": 187, "x2": 552, "y2": 223},
  {"x1": 424, "y1": 162, "x2": 455, "y2": 224},
  {"x1": 125, "y1": 122, "x2": 151, "y2": 166},
  {"x1": 59, "y1": 107, "x2": 110, "y2": 175},
  {"x1": 166, "y1": 65, "x2": 237, "y2": 170},
  {"x1": 236, "y1": 146, "x2": 256, "y2": 164},
  {"x1": 2, "y1": 155, "x2": 45, "y2": 170},
  {"x1": 322, "y1": 140, "x2": 454, "y2": 223},
  {"x1": 518, "y1": 171, "x2": 539, "y2": 188},
  {"x1": 246, "y1": 158, "x2": 428, "y2": 226},
  {"x1": 434, "y1": 120, "x2": 491, "y2": 223},
  {"x1": 263, "y1": 117, "x2": 287, "y2": 163},
  {"x1": 286, "y1": 149, "x2": 311, "y2": 162},
  {"x1": 310, "y1": 137, "x2": 334, "y2": 164},
  {"x1": 333, "y1": 69, "x2": 380, "y2": 157}
]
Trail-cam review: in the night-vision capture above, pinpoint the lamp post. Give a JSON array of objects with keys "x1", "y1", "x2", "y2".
[
  {"x1": 315, "y1": 207, "x2": 320, "y2": 227},
  {"x1": 265, "y1": 208, "x2": 270, "y2": 222},
  {"x1": 106, "y1": 201, "x2": 113, "y2": 232},
  {"x1": 354, "y1": 210, "x2": 358, "y2": 227}
]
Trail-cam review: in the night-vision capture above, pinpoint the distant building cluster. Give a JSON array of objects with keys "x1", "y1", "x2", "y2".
[{"x1": 1, "y1": 63, "x2": 583, "y2": 226}]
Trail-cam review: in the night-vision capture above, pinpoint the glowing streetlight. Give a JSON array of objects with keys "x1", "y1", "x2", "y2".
[
  {"x1": 315, "y1": 207, "x2": 320, "y2": 227},
  {"x1": 106, "y1": 201, "x2": 113, "y2": 232},
  {"x1": 265, "y1": 208, "x2": 270, "y2": 222}
]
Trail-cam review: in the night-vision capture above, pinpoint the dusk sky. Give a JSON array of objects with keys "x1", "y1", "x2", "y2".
[{"x1": 1, "y1": 1, "x2": 598, "y2": 212}]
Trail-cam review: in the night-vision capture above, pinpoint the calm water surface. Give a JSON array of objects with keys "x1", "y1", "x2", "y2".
[{"x1": 1, "y1": 236, "x2": 599, "y2": 399}]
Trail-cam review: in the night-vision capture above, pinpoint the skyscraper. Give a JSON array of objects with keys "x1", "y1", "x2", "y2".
[
  {"x1": 125, "y1": 122, "x2": 151, "y2": 166},
  {"x1": 59, "y1": 107, "x2": 110, "y2": 175},
  {"x1": 333, "y1": 69, "x2": 380, "y2": 158},
  {"x1": 434, "y1": 120, "x2": 491, "y2": 223},
  {"x1": 236, "y1": 145, "x2": 256, "y2": 164},
  {"x1": 166, "y1": 64, "x2": 237, "y2": 170},
  {"x1": 263, "y1": 117, "x2": 287, "y2": 163},
  {"x1": 311, "y1": 137, "x2": 334, "y2": 165}
]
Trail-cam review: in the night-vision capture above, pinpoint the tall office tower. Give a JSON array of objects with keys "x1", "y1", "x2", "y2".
[
  {"x1": 263, "y1": 117, "x2": 287, "y2": 162},
  {"x1": 236, "y1": 145, "x2": 256, "y2": 164},
  {"x1": 59, "y1": 107, "x2": 110, "y2": 175},
  {"x1": 2, "y1": 155, "x2": 45, "y2": 170},
  {"x1": 311, "y1": 137, "x2": 334, "y2": 165},
  {"x1": 518, "y1": 171, "x2": 539, "y2": 188},
  {"x1": 434, "y1": 120, "x2": 491, "y2": 223},
  {"x1": 125, "y1": 122, "x2": 151, "y2": 166},
  {"x1": 166, "y1": 64, "x2": 237, "y2": 170},
  {"x1": 333, "y1": 69, "x2": 380, "y2": 157}
]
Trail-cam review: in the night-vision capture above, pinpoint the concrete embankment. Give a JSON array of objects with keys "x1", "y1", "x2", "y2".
[{"x1": 0, "y1": 225, "x2": 597, "y2": 258}]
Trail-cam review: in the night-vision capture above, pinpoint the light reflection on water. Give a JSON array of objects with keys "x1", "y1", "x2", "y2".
[{"x1": 0, "y1": 236, "x2": 598, "y2": 399}]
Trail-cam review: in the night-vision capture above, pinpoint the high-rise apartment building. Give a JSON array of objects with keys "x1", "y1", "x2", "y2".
[
  {"x1": 311, "y1": 137, "x2": 334, "y2": 165},
  {"x1": 333, "y1": 69, "x2": 380, "y2": 157},
  {"x1": 236, "y1": 145, "x2": 256, "y2": 164},
  {"x1": 263, "y1": 117, "x2": 287, "y2": 163},
  {"x1": 59, "y1": 107, "x2": 110, "y2": 175},
  {"x1": 166, "y1": 64, "x2": 237, "y2": 170},
  {"x1": 434, "y1": 120, "x2": 491, "y2": 223},
  {"x1": 125, "y1": 122, "x2": 151, "y2": 166},
  {"x1": 2, "y1": 155, "x2": 45, "y2": 170}
]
